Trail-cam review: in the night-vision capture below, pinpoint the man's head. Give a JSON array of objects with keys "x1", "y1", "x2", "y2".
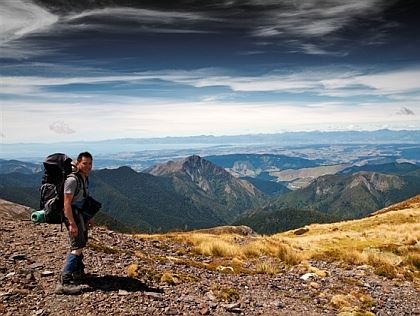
[{"x1": 76, "y1": 152, "x2": 93, "y2": 176}]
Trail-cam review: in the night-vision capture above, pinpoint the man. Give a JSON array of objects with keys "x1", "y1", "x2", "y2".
[{"x1": 55, "y1": 151, "x2": 94, "y2": 295}]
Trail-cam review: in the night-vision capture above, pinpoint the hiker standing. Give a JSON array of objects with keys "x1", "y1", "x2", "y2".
[{"x1": 56, "y1": 151, "x2": 94, "y2": 294}]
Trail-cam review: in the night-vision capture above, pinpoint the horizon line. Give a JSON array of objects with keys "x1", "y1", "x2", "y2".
[{"x1": 1, "y1": 128, "x2": 420, "y2": 146}]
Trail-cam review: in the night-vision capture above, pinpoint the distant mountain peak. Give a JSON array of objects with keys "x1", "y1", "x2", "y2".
[
  {"x1": 147, "y1": 155, "x2": 233, "y2": 193},
  {"x1": 146, "y1": 155, "x2": 264, "y2": 222},
  {"x1": 148, "y1": 155, "x2": 230, "y2": 179}
]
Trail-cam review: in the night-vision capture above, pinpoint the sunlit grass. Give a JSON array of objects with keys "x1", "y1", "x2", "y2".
[{"x1": 132, "y1": 196, "x2": 420, "y2": 280}]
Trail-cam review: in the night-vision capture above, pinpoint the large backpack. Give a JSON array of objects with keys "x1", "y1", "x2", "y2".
[{"x1": 39, "y1": 153, "x2": 73, "y2": 224}]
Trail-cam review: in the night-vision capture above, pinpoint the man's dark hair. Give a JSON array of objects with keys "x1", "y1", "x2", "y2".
[{"x1": 77, "y1": 151, "x2": 93, "y2": 162}]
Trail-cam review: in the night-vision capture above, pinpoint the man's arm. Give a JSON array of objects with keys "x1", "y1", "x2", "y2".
[{"x1": 64, "y1": 193, "x2": 78, "y2": 236}]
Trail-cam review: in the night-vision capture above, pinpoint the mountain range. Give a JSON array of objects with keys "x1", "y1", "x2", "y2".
[
  {"x1": 3, "y1": 129, "x2": 420, "y2": 160},
  {"x1": 1, "y1": 155, "x2": 420, "y2": 234},
  {"x1": 235, "y1": 167, "x2": 420, "y2": 233}
]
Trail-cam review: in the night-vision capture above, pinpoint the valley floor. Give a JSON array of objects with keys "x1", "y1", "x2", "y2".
[{"x1": 0, "y1": 218, "x2": 419, "y2": 316}]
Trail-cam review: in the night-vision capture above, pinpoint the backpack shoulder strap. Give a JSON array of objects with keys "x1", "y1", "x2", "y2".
[{"x1": 67, "y1": 172, "x2": 87, "y2": 198}]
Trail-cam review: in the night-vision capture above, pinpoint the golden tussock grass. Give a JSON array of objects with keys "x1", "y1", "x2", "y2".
[
  {"x1": 132, "y1": 196, "x2": 419, "y2": 280},
  {"x1": 331, "y1": 291, "x2": 375, "y2": 315},
  {"x1": 405, "y1": 253, "x2": 420, "y2": 270},
  {"x1": 160, "y1": 271, "x2": 195, "y2": 285},
  {"x1": 126, "y1": 263, "x2": 138, "y2": 278},
  {"x1": 211, "y1": 286, "x2": 239, "y2": 302},
  {"x1": 192, "y1": 238, "x2": 241, "y2": 257},
  {"x1": 254, "y1": 261, "x2": 279, "y2": 275}
]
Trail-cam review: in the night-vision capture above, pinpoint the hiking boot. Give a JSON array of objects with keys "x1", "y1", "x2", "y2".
[
  {"x1": 72, "y1": 269, "x2": 86, "y2": 282},
  {"x1": 55, "y1": 282, "x2": 84, "y2": 295},
  {"x1": 54, "y1": 273, "x2": 83, "y2": 295}
]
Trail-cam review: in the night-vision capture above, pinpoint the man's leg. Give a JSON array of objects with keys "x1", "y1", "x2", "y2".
[
  {"x1": 56, "y1": 251, "x2": 84, "y2": 294},
  {"x1": 56, "y1": 212, "x2": 87, "y2": 294},
  {"x1": 72, "y1": 250, "x2": 86, "y2": 281}
]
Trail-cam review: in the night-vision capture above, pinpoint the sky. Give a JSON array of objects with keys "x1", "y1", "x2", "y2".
[{"x1": 1, "y1": 0, "x2": 420, "y2": 144}]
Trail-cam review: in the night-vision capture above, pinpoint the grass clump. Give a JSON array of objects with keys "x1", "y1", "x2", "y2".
[
  {"x1": 160, "y1": 272, "x2": 182, "y2": 285},
  {"x1": 193, "y1": 239, "x2": 240, "y2": 257},
  {"x1": 275, "y1": 243, "x2": 302, "y2": 265},
  {"x1": 405, "y1": 252, "x2": 420, "y2": 271},
  {"x1": 367, "y1": 253, "x2": 398, "y2": 279},
  {"x1": 126, "y1": 263, "x2": 139, "y2": 278},
  {"x1": 331, "y1": 291, "x2": 375, "y2": 315},
  {"x1": 211, "y1": 286, "x2": 239, "y2": 302},
  {"x1": 255, "y1": 261, "x2": 279, "y2": 275}
]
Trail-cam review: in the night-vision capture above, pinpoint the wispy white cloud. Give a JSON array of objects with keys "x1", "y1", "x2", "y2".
[
  {"x1": 248, "y1": 0, "x2": 394, "y2": 55},
  {"x1": 49, "y1": 121, "x2": 75, "y2": 134},
  {"x1": 0, "y1": 0, "x2": 398, "y2": 58},
  {"x1": 0, "y1": 0, "x2": 58, "y2": 44},
  {"x1": 354, "y1": 70, "x2": 420, "y2": 93},
  {"x1": 2, "y1": 67, "x2": 420, "y2": 98},
  {"x1": 64, "y1": 7, "x2": 219, "y2": 34},
  {"x1": 252, "y1": 0, "x2": 388, "y2": 38},
  {"x1": 66, "y1": 7, "x2": 217, "y2": 23},
  {"x1": 300, "y1": 44, "x2": 348, "y2": 57},
  {"x1": 0, "y1": 0, "x2": 58, "y2": 58}
]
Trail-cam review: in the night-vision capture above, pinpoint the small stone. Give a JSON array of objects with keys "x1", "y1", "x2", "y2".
[
  {"x1": 300, "y1": 273, "x2": 317, "y2": 281},
  {"x1": 164, "y1": 307, "x2": 178, "y2": 315},
  {"x1": 223, "y1": 302, "x2": 241, "y2": 312},
  {"x1": 9, "y1": 253, "x2": 26, "y2": 261},
  {"x1": 41, "y1": 271, "x2": 54, "y2": 277},
  {"x1": 199, "y1": 306, "x2": 210, "y2": 315},
  {"x1": 144, "y1": 291, "x2": 163, "y2": 299},
  {"x1": 118, "y1": 290, "x2": 129, "y2": 296},
  {"x1": 28, "y1": 263, "x2": 44, "y2": 270},
  {"x1": 5, "y1": 272, "x2": 16, "y2": 278},
  {"x1": 205, "y1": 291, "x2": 217, "y2": 301},
  {"x1": 310, "y1": 282, "x2": 321, "y2": 289},
  {"x1": 294, "y1": 228, "x2": 309, "y2": 235},
  {"x1": 271, "y1": 300, "x2": 285, "y2": 308}
]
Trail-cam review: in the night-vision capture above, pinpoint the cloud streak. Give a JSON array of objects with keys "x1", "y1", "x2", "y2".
[
  {"x1": 2, "y1": 67, "x2": 420, "y2": 98},
  {"x1": 0, "y1": 0, "x2": 58, "y2": 44}
]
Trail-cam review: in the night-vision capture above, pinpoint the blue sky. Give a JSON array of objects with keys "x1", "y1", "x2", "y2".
[{"x1": 1, "y1": 0, "x2": 419, "y2": 143}]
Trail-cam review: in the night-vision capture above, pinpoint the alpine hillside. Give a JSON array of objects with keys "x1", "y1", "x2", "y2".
[{"x1": 0, "y1": 196, "x2": 419, "y2": 315}]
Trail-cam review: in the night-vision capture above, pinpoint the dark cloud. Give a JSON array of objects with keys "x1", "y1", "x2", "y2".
[{"x1": 22, "y1": 0, "x2": 412, "y2": 57}]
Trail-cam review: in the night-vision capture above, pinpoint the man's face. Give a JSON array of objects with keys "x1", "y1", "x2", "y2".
[{"x1": 77, "y1": 157, "x2": 92, "y2": 176}]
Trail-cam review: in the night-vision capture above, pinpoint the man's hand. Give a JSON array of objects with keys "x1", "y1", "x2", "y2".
[{"x1": 68, "y1": 222, "x2": 78, "y2": 236}]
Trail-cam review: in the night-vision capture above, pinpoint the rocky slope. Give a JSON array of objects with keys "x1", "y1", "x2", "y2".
[{"x1": 1, "y1": 200, "x2": 419, "y2": 315}]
